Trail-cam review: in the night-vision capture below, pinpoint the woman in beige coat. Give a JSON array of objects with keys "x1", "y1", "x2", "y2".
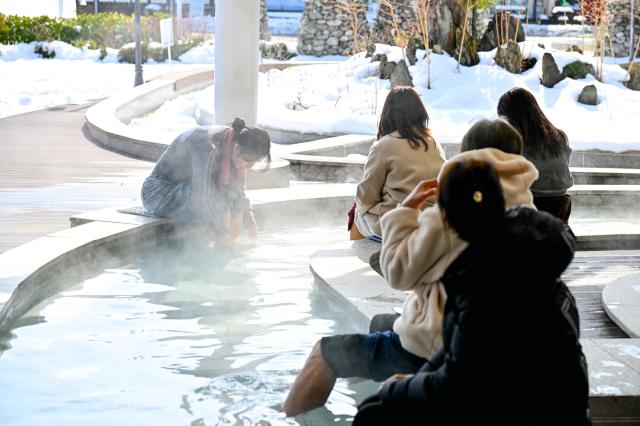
[{"x1": 352, "y1": 86, "x2": 446, "y2": 241}]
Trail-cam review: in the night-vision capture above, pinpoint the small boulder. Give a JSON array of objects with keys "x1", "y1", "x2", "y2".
[
  {"x1": 379, "y1": 54, "x2": 396, "y2": 80},
  {"x1": 577, "y1": 84, "x2": 598, "y2": 105},
  {"x1": 365, "y1": 40, "x2": 376, "y2": 58},
  {"x1": 455, "y1": 32, "x2": 480, "y2": 67},
  {"x1": 621, "y1": 62, "x2": 640, "y2": 91},
  {"x1": 495, "y1": 40, "x2": 522, "y2": 74},
  {"x1": 562, "y1": 60, "x2": 595, "y2": 80},
  {"x1": 406, "y1": 34, "x2": 425, "y2": 65},
  {"x1": 521, "y1": 57, "x2": 537, "y2": 72},
  {"x1": 566, "y1": 45, "x2": 583, "y2": 55},
  {"x1": 390, "y1": 59, "x2": 414, "y2": 87},
  {"x1": 432, "y1": 44, "x2": 443, "y2": 54},
  {"x1": 540, "y1": 53, "x2": 563, "y2": 88}
]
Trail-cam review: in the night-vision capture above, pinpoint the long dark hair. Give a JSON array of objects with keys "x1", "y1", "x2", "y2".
[
  {"x1": 496, "y1": 87, "x2": 568, "y2": 158},
  {"x1": 377, "y1": 86, "x2": 433, "y2": 150},
  {"x1": 231, "y1": 117, "x2": 271, "y2": 166},
  {"x1": 438, "y1": 159, "x2": 505, "y2": 243}
]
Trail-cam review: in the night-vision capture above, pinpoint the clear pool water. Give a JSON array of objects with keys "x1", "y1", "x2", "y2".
[{"x1": 0, "y1": 225, "x2": 377, "y2": 425}]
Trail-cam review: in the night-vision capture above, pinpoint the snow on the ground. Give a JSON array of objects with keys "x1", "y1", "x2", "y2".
[
  {"x1": 2, "y1": 39, "x2": 639, "y2": 152},
  {"x1": 0, "y1": 41, "x2": 209, "y2": 118},
  {"x1": 132, "y1": 41, "x2": 640, "y2": 152}
]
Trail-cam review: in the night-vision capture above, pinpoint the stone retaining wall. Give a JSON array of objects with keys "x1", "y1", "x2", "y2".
[
  {"x1": 297, "y1": 0, "x2": 367, "y2": 56},
  {"x1": 260, "y1": 0, "x2": 271, "y2": 41},
  {"x1": 373, "y1": 0, "x2": 415, "y2": 45},
  {"x1": 607, "y1": 0, "x2": 640, "y2": 57}
]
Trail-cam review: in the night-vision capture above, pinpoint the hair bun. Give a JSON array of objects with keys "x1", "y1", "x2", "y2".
[{"x1": 231, "y1": 117, "x2": 246, "y2": 132}]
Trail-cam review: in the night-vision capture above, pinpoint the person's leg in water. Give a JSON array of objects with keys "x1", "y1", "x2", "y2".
[
  {"x1": 283, "y1": 341, "x2": 336, "y2": 416},
  {"x1": 283, "y1": 332, "x2": 426, "y2": 416}
]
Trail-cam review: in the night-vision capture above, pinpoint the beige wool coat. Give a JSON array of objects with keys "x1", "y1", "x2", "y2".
[
  {"x1": 380, "y1": 148, "x2": 539, "y2": 359},
  {"x1": 355, "y1": 131, "x2": 446, "y2": 236}
]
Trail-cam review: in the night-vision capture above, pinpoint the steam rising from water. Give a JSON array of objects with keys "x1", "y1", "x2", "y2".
[{"x1": 0, "y1": 223, "x2": 376, "y2": 425}]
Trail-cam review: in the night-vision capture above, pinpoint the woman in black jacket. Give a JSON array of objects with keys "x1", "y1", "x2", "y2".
[
  {"x1": 497, "y1": 87, "x2": 574, "y2": 222},
  {"x1": 354, "y1": 159, "x2": 590, "y2": 425}
]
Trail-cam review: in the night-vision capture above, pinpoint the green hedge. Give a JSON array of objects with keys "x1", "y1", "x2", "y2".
[
  {"x1": 0, "y1": 12, "x2": 173, "y2": 49},
  {"x1": 0, "y1": 14, "x2": 78, "y2": 44}
]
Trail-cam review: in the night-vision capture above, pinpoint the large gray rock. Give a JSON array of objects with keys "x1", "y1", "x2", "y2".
[
  {"x1": 540, "y1": 53, "x2": 563, "y2": 88},
  {"x1": 578, "y1": 84, "x2": 598, "y2": 105},
  {"x1": 478, "y1": 12, "x2": 525, "y2": 52},
  {"x1": 390, "y1": 59, "x2": 414, "y2": 87},
  {"x1": 494, "y1": 40, "x2": 522, "y2": 73}
]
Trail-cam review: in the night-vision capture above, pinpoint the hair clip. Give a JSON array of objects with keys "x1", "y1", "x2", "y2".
[{"x1": 473, "y1": 191, "x2": 483, "y2": 203}]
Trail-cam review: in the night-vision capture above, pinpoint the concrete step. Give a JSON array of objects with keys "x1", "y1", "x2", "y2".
[
  {"x1": 283, "y1": 152, "x2": 640, "y2": 187},
  {"x1": 573, "y1": 167, "x2": 640, "y2": 185}
]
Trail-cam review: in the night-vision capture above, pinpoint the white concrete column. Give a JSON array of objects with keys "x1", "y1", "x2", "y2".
[{"x1": 214, "y1": 0, "x2": 260, "y2": 127}]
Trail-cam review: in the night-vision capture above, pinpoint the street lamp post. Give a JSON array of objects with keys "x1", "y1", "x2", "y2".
[{"x1": 134, "y1": 0, "x2": 144, "y2": 86}]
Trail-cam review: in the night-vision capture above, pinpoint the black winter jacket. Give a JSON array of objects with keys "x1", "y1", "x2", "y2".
[{"x1": 356, "y1": 207, "x2": 590, "y2": 426}]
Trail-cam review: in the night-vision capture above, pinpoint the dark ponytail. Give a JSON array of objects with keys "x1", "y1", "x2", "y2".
[
  {"x1": 231, "y1": 117, "x2": 271, "y2": 166},
  {"x1": 231, "y1": 117, "x2": 246, "y2": 133},
  {"x1": 438, "y1": 159, "x2": 505, "y2": 243}
]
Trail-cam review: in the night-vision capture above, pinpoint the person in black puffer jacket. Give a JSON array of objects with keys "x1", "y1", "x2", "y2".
[{"x1": 353, "y1": 159, "x2": 590, "y2": 426}]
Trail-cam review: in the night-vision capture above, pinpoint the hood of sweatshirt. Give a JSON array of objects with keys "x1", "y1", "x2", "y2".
[{"x1": 437, "y1": 148, "x2": 539, "y2": 209}]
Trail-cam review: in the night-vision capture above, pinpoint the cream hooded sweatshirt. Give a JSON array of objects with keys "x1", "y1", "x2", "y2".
[{"x1": 379, "y1": 148, "x2": 539, "y2": 359}]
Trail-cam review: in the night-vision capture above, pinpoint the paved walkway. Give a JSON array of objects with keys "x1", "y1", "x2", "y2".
[
  {"x1": 0, "y1": 104, "x2": 153, "y2": 254},
  {"x1": 564, "y1": 250, "x2": 640, "y2": 338}
]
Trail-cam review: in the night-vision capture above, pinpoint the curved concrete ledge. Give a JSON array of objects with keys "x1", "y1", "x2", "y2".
[
  {"x1": 310, "y1": 241, "x2": 640, "y2": 425},
  {"x1": 603, "y1": 273, "x2": 640, "y2": 338},
  {"x1": 85, "y1": 69, "x2": 215, "y2": 160},
  {"x1": 0, "y1": 216, "x2": 174, "y2": 333}
]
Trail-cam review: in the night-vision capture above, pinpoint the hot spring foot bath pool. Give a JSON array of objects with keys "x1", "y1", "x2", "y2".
[{"x1": 0, "y1": 224, "x2": 378, "y2": 425}]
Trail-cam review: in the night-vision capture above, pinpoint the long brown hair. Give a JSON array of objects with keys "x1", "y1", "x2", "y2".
[
  {"x1": 497, "y1": 87, "x2": 568, "y2": 159},
  {"x1": 377, "y1": 86, "x2": 433, "y2": 150}
]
